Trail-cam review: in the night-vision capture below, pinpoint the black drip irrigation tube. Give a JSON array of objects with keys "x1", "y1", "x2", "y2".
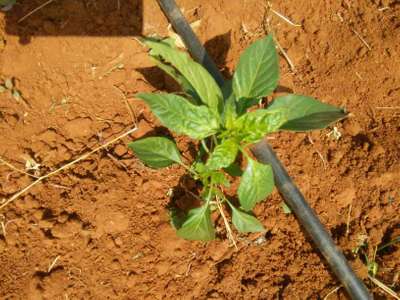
[{"x1": 156, "y1": 1, "x2": 372, "y2": 299}]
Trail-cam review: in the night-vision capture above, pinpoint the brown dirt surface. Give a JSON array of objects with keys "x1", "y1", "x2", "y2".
[{"x1": 1, "y1": 0, "x2": 399, "y2": 299}]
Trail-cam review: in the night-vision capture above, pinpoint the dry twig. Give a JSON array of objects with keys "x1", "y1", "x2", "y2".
[
  {"x1": 264, "y1": 6, "x2": 296, "y2": 72},
  {"x1": 323, "y1": 286, "x2": 342, "y2": 300},
  {"x1": 216, "y1": 196, "x2": 238, "y2": 250},
  {"x1": 48, "y1": 256, "x2": 61, "y2": 273},
  {"x1": 351, "y1": 29, "x2": 372, "y2": 50},
  {"x1": 266, "y1": 1, "x2": 301, "y2": 27},
  {"x1": 0, "y1": 127, "x2": 137, "y2": 211},
  {"x1": 369, "y1": 275, "x2": 400, "y2": 300},
  {"x1": 18, "y1": 0, "x2": 57, "y2": 23}
]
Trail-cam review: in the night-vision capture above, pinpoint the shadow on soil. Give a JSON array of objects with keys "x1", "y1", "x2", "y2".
[{"x1": 3, "y1": 0, "x2": 143, "y2": 44}]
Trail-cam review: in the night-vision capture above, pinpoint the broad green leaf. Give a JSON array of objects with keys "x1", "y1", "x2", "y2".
[
  {"x1": 150, "y1": 56, "x2": 201, "y2": 104},
  {"x1": 142, "y1": 38, "x2": 223, "y2": 113},
  {"x1": 233, "y1": 109, "x2": 287, "y2": 143},
  {"x1": 267, "y1": 94, "x2": 347, "y2": 131},
  {"x1": 206, "y1": 139, "x2": 239, "y2": 170},
  {"x1": 193, "y1": 162, "x2": 230, "y2": 187},
  {"x1": 169, "y1": 206, "x2": 186, "y2": 230},
  {"x1": 236, "y1": 98, "x2": 259, "y2": 116},
  {"x1": 232, "y1": 35, "x2": 279, "y2": 100},
  {"x1": 222, "y1": 93, "x2": 238, "y2": 129},
  {"x1": 224, "y1": 163, "x2": 243, "y2": 177},
  {"x1": 238, "y1": 158, "x2": 274, "y2": 211},
  {"x1": 221, "y1": 79, "x2": 233, "y2": 100},
  {"x1": 211, "y1": 171, "x2": 230, "y2": 188},
  {"x1": 128, "y1": 137, "x2": 181, "y2": 169},
  {"x1": 137, "y1": 93, "x2": 220, "y2": 139},
  {"x1": 229, "y1": 204, "x2": 265, "y2": 233},
  {"x1": 177, "y1": 204, "x2": 215, "y2": 241}
]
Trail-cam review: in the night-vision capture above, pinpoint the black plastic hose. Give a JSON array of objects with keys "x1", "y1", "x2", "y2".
[{"x1": 156, "y1": 1, "x2": 372, "y2": 299}]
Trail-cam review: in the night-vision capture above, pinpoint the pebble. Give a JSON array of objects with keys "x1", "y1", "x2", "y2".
[{"x1": 114, "y1": 144, "x2": 127, "y2": 157}]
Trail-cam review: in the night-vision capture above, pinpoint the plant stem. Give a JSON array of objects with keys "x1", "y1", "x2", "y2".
[
  {"x1": 239, "y1": 145, "x2": 251, "y2": 160},
  {"x1": 215, "y1": 194, "x2": 237, "y2": 249},
  {"x1": 212, "y1": 135, "x2": 218, "y2": 147},
  {"x1": 177, "y1": 161, "x2": 197, "y2": 176},
  {"x1": 201, "y1": 139, "x2": 210, "y2": 153},
  {"x1": 378, "y1": 236, "x2": 400, "y2": 252}
]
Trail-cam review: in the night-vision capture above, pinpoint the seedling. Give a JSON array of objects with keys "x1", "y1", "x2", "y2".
[
  {"x1": 353, "y1": 236, "x2": 400, "y2": 298},
  {"x1": 129, "y1": 35, "x2": 346, "y2": 241}
]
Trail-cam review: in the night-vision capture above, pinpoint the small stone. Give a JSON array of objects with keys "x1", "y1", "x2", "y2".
[
  {"x1": 114, "y1": 144, "x2": 127, "y2": 157},
  {"x1": 38, "y1": 220, "x2": 53, "y2": 229},
  {"x1": 114, "y1": 236, "x2": 123, "y2": 247},
  {"x1": 33, "y1": 210, "x2": 43, "y2": 221},
  {"x1": 12, "y1": 90, "x2": 21, "y2": 101},
  {"x1": 343, "y1": 121, "x2": 362, "y2": 136},
  {"x1": 132, "y1": 119, "x2": 152, "y2": 139},
  {"x1": 4, "y1": 78, "x2": 13, "y2": 90},
  {"x1": 335, "y1": 187, "x2": 356, "y2": 208},
  {"x1": 57, "y1": 212, "x2": 69, "y2": 224},
  {"x1": 371, "y1": 144, "x2": 385, "y2": 157}
]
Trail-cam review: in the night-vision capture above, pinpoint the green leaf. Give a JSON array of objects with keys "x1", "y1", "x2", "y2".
[
  {"x1": 168, "y1": 206, "x2": 187, "y2": 230},
  {"x1": 222, "y1": 93, "x2": 238, "y2": 129},
  {"x1": 0, "y1": 0, "x2": 16, "y2": 7},
  {"x1": 229, "y1": 204, "x2": 265, "y2": 233},
  {"x1": 128, "y1": 137, "x2": 181, "y2": 169},
  {"x1": 177, "y1": 204, "x2": 215, "y2": 241},
  {"x1": 136, "y1": 93, "x2": 220, "y2": 139},
  {"x1": 281, "y1": 202, "x2": 292, "y2": 214},
  {"x1": 211, "y1": 171, "x2": 230, "y2": 188},
  {"x1": 267, "y1": 94, "x2": 347, "y2": 131},
  {"x1": 150, "y1": 56, "x2": 201, "y2": 104},
  {"x1": 236, "y1": 98, "x2": 260, "y2": 116},
  {"x1": 238, "y1": 158, "x2": 274, "y2": 211},
  {"x1": 142, "y1": 38, "x2": 223, "y2": 113},
  {"x1": 224, "y1": 163, "x2": 243, "y2": 177},
  {"x1": 232, "y1": 35, "x2": 279, "y2": 100},
  {"x1": 221, "y1": 79, "x2": 233, "y2": 100},
  {"x1": 233, "y1": 109, "x2": 287, "y2": 143},
  {"x1": 206, "y1": 139, "x2": 239, "y2": 170}
]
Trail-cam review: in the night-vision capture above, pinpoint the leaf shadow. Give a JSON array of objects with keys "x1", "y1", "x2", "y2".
[
  {"x1": 135, "y1": 66, "x2": 182, "y2": 93},
  {"x1": 204, "y1": 31, "x2": 232, "y2": 78},
  {"x1": 167, "y1": 174, "x2": 202, "y2": 229}
]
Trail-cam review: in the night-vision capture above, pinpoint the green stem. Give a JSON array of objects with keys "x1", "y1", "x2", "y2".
[
  {"x1": 201, "y1": 139, "x2": 210, "y2": 154},
  {"x1": 239, "y1": 145, "x2": 251, "y2": 160},
  {"x1": 212, "y1": 135, "x2": 218, "y2": 147},
  {"x1": 204, "y1": 183, "x2": 215, "y2": 206},
  {"x1": 378, "y1": 236, "x2": 400, "y2": 252},
  {"x1": 177, "y1": 161, "x2": 197, "y2": 177}
]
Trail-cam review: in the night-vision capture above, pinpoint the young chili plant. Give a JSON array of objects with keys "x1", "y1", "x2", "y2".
[{"x1": 129, "y1": 35, "x2": 347, "y2": 241}]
